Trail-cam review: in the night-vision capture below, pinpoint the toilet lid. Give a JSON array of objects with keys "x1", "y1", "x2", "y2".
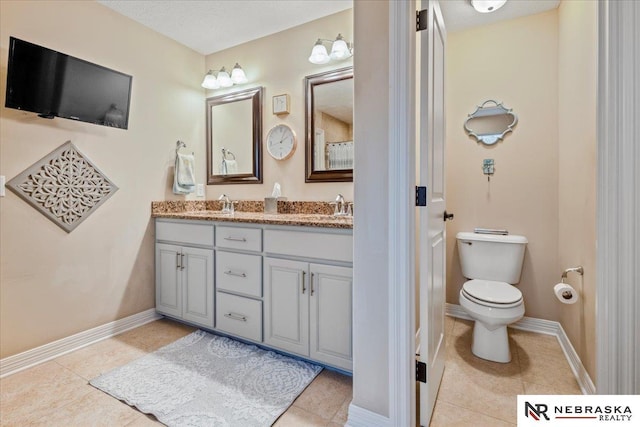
[{"x1": 462, "y1": 280, "x2": 523, "y2": 304}]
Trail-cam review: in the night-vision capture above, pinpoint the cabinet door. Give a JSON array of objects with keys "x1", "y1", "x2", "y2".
[
  {"x1": 263, "y1": 257, "x2": 309, "y2": 356},
  {"x1": 155, "y1": 243, "x2": 182, "y2": 318},
  {"x1": 181, "y1": 246, "x2": 214, "y2": 328},
  {"x1": 309, "y1": 264, "x2": 353, "y2": 371}
]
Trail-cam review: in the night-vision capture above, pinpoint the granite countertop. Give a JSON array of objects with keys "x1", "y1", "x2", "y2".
[{"x1": 151, "y1": 201, "x2": 353, "y2": 230}]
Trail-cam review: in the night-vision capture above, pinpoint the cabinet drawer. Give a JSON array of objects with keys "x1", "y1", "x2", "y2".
[
  {"x1": 264, "y1": 229, "x2": 352, "y2": 262},
  {"x1": 216, "y1": 226, "x2": 262, "y2": 252},
  {"x1": 216, "y1": 292, "x2": 262, "y2": 342},
  {"x1": 216, "y1": 251, "x2": 262, "y2": 297},
  {"x1": 156, "y1": 221, "x2": 214, "y2": 247}
]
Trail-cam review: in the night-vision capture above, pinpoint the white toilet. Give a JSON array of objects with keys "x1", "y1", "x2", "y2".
[{"x1": 457, "y1": 231, "x2": 528, "y2": 363}]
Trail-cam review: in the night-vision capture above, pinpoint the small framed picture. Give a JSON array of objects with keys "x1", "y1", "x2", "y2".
[{"x1": 272, "y1": 94, "x2": 290, "y2": 115}]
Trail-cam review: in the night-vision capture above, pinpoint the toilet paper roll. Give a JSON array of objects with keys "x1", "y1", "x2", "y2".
[{"x1": 554, "y1": 283, "x2": 579, "y2": 304}]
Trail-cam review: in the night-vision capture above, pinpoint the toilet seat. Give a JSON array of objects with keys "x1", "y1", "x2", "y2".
[{"x1": 462, "y1": 279, "x2": 523, "y2": 308}]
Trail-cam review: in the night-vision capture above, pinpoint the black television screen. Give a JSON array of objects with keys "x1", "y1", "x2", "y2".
[{"x1": 5, "y1": 37, "x2": 132, "y2": 129}]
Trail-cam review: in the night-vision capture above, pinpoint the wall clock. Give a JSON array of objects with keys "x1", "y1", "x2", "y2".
[
  {"x1": 272, "y1": 94, "x2": 290, "y2": 115},
  {"x1": 266, "y1": 124, "x2": 297, "y2": 160}
]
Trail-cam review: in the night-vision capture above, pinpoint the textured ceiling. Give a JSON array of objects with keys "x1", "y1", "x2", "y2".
[
  {"x1": 440, "y1": 0, "x2": 560, "y2": 33},
  {"x1": 97, "y1": 0, "x2": 352, "y2": 55},
  {"x1": 98, "y1": 1, "x2": 560, "y2": 55}
]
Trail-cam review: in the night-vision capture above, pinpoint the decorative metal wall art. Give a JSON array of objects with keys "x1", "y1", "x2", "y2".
[{"x1": 6, "y1": 141, "x2": 118, "y2": 232}]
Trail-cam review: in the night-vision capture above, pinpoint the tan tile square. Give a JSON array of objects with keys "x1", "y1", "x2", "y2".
[
  {"x1": 518, "y1": 344, "x2": 580, "y2": 391},
  {"x1": 30, "y1": 387, "x2": 141, "y2": 426},
  {"x1": 444, "y1": 315, "x2": 456, "y2": 336},
  {"x1": 332, "y1": 398, "x2": 351, "y2": 425},
  {"x1": 436, "y1": 360, "x2": 523, "y2": 423},
  {"x1": 55, "y1": 337, "x2": 148, "y2": 381},
  {"x1": 430, "y1": 400, "x2": 515, "y2": 427},
  {"x1": 274, "y1": 406, "x2": 329, "y2": 427},
  {"x1": 509, "y1": 329, "x2": 563, "y2": 358},
  {"x1": 293, "y1": 370, "x2": 352, "y2": 421},
  {"x1": 125, "y1": 414, "x2": 164, "y2": 426},
  {"x1": 115, "y1": 318, "x2": 195, "y2": 352},
  {"x1": 523, "y1": 379, "x2": 582, "y2": 395},
  {"x1": 0, "y1": 361, "x2": 91, "y2": 425}
]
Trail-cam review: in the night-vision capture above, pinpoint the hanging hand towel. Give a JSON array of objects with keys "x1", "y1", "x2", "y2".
[
  {"x1": 221, "y1": 159, "x2": 238, "y2": 175},
  {"x1": 173, "y1": 153, "x2": 195, "y2": 194}
]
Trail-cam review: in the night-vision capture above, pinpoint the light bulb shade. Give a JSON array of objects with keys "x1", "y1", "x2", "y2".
[
  {"x1": 471, "y1": 0, "x2": 507, "y2": 13},
  {"x1": 308, "y1": 40, "x2": 330, "y2": 64},
  {"x1": 330, "y1": 35, "x2": 350, "y2": 60},
  {"x1": 201, "y1": 70, "x2": 220, "y2": 89},
  {"x1": 217, "y1": 67, "x2": 233, "y2": 87},
  {"x1": 231, "y1": 63, "x2": 248, "y2": 84}
]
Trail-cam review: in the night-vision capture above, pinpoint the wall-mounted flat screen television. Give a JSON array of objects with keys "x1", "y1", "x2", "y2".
[{"x1": 5, "y1": 37, "x2": 133, "y2": 129}]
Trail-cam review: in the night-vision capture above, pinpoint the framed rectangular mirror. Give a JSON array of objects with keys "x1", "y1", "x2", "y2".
[
  {"x1": 206, "y1": 86, "x2": 263, "y2": 184},
  {"x1": 305, "y1": 67, "x2": 353, "y2": 182}
]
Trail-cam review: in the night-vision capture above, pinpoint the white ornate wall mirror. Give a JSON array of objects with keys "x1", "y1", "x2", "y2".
[{"x1": 464, "y1": 100, "x2": 517, "y2": 145}]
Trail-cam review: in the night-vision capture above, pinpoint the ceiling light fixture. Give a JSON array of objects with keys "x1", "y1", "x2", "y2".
[
  {"x1": 308, "y1": 34, "x2": 353, "y2": 65},
  {"x1": 471, "y1": 0, "x2": 507, "y2": 13},
  {"x1": 201, "y1": 63, "x2": 248, "y2": 90}
]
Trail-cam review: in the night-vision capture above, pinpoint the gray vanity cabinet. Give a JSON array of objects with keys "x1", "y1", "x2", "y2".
[
  {"x1": 155, "y1": 221, "x2": 214, "y2": 329},
  {"x1": 263, "y1": 258, "x2": 353, "y2": 371},
  {"x1": 263, "y1": 227, "x2": 353, "y2": 371}
]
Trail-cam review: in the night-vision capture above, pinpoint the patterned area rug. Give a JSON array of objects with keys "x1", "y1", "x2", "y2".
[{"x1": 90, "y1": 330, "x2": 322, "y2": 426}]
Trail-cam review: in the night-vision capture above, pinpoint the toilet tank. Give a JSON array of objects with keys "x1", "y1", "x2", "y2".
[{"x1": 456, "y1": 232, "x2": 528, "y2": 284}]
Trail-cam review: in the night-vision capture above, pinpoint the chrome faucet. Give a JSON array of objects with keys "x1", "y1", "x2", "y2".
[
  {"x1": 332, "y1": 194, "x2": 349, "y2": 216},
  {"x1": 218, "y1": 194, "x2": 234, "y2": 214}
]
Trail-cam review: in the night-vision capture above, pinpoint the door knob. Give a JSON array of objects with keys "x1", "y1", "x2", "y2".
[{"x1": 443, "y1": 210, "x2": 454, "y2": 221}]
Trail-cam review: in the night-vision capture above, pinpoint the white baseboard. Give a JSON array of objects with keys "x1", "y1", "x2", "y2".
[
  {"x1": 0, "y1": 308, "x2": 161, "y2": 378},
  {"x1": 445, "y1": 303, "x2": 595, "y2": 394},
  {"x1": 346, "y1": 403, "x2": 392, "y2": 427}
]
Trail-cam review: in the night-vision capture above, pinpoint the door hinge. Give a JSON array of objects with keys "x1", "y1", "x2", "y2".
[
  {"x1": 416, "y1": 186, "x2": 427, "y2": 207},
  {"x1": 416, "y1": 360, "x2": 427, "y2": 383},
  {"x1": 416, "y1": 9, "x2": 428, "y2": 32}
]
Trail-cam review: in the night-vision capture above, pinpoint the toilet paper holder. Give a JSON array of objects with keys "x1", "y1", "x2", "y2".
[{"x1": 561, "y1": 266, "x2": 584, "y2": 283}]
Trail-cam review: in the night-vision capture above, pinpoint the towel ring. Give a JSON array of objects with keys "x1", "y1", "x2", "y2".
[
  {"x1": 221, "y1": 148, "x2": 236, "y2": 160},
  {"x1": 176, "y1": 140, "x2": 193, "y2": 155}
]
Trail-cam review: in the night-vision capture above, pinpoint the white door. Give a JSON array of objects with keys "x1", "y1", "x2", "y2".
[
  {"x1": 309, "y1": 264, "x2": 353, "y2": 371},
  {"x1": 418, "y1": 0, "x2": 447, "y2": 425},
  {"x1": 181, "y1": 246, "x2": 214, "y2": 328},
  {"x1": 263, "y1": 257, "x2": 309, "y2": 356}
]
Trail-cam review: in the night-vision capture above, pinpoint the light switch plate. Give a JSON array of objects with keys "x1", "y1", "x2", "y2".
[
  {"x1": 196, "y1": 183, "x2": 205, "y2": 197},
  {"x1": 0, "y1": 175, "x2": 5, "y2": 197}
]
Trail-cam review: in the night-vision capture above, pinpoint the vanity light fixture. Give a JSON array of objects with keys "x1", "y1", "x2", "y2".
[
  {"x1": 308, "y1": 34, "x2": 353, "y2": 65},
  {"x1": 471, "y1": 0, "x2": 507, "y2": 13},
  {"x1": 201, "y1": 63, "x2": 248, "y2": 90}
]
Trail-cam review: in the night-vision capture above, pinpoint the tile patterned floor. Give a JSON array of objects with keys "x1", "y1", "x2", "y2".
[
  {"x1": 0, "y1": 316, "x2": 580, "y2": 426},
  {"x1": 429, "y1": 316, "x2": 582, "y2": 426}
]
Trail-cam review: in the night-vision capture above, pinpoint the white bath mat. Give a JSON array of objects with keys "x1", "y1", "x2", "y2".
[{"x1": 90, "y1": 330, "x2": 321, "y2": 426}]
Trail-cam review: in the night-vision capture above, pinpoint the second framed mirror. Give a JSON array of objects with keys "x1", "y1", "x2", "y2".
[{"x1": 305, "y1": 67, "x2": 353, "y2": 182}]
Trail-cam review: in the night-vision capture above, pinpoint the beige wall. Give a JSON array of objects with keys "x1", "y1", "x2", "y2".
[
  {"x1": 445, "y1": 10, "x2": 561, "y2": 321},
  {"x1": 0, "y1": 1, "x2": 204, "y2": 358},
  {"x1": 558, "y1": 0, "x2": 597, "y2": 381},
  {"x1": 203, "y1": 10, "x2": 354, "y2": 201}
]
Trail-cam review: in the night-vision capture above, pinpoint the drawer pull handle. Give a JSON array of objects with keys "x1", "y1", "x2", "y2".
[
  {"x1": 180, "y1": 253, "x2": 185, "y2": 270},
  {"x1": 224, "y1": 270, "x2": 247, "y2": 278},
  {"x1": 176, "y1": 252, "x2": 181, "y2": 269},
  {"x1": 224, "y1": 312, "x2": 247, "y2": 322},
  {"x1": 224, "y1": 236, "x2": 247, "y2": 242}
]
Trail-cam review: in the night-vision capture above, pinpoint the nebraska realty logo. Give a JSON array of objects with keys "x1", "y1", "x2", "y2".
[{"x1": 518, "y1": 395, "x2": 639, "y2": 426}]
